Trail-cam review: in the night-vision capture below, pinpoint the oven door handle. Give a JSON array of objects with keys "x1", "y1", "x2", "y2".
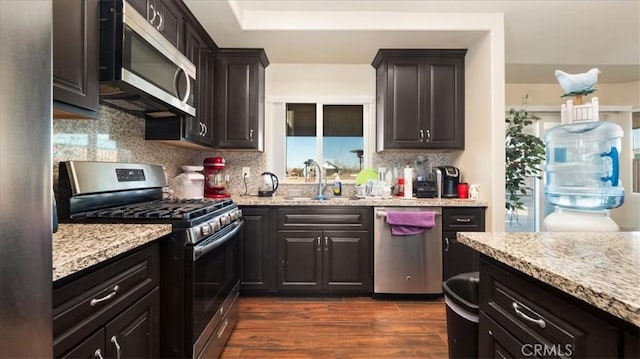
[{"x1": 193, "y1": 219, "x2": 243, "y2": 261}]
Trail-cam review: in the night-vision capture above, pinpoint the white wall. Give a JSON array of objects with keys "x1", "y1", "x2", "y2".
[
  {"x1": 264, "y1": 12, "x2": 507, "y2": 231},
  {"x1": 451, "y1": 29, "x2": 505, "y2": 231},
  {"x1": 506, "y1": 81, "x2": 640, "y2": 108}
]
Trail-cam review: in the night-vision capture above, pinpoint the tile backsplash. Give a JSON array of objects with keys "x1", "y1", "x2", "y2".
[
  {"x1": 53, "y1": 106, "x2": 201, "y2": 192},
  {"x1": 53, "y1": 106, "x2": 452, "y2": 197}
]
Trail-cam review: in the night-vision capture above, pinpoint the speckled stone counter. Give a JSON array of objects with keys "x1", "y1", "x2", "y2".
[
  {"x1": 234, "y1": 195, "x2": 487, "y2": 207},
  {"x1": 457, "y1": 232, "x2": 640, "y2": 326},
  {"x1": 53, "y1": 223, "x2": 172, "y2": 282}
]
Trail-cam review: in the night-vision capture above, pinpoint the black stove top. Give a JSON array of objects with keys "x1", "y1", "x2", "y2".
[{"x1": 84, "y1": 198, "x2": 232, "y2": 220}]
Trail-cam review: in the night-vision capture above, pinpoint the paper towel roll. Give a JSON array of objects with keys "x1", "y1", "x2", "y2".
[{"x1": 403, "y1": 167, "x2": 413, "y2": 199}]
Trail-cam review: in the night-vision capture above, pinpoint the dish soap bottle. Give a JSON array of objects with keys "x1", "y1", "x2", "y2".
[{"x1": 333, "y1": 173, "x2": 342, "y2": 196}]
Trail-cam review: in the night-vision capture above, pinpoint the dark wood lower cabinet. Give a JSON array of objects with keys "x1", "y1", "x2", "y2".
[
  {"x1": 478, "y1": 256, "x2": 638, "y2": 358},
  {"x1": 105, "y1": 288, "x2": 160, "y2": 359},
  {"x1": 278, "y1": 230, "x2": 323, "y2": 291},
  {"x1": 240, "y1": 207, "x2": 276, "y2": 293},
  {"x1": 324, "y1": 231, "x2": 371, "y2": 291},
  {"x1": 273, "y1": 207, "x2": 372, "y2": 294},
  {"x1": 442, "y1": 207, "x2": 485, "y2": 281},
  {"x1": 277, "y1": 230, "x2": 371, "y2": 292},
  {"x1": 53, "y1": 243, "x2": 160, "y2": 358}
]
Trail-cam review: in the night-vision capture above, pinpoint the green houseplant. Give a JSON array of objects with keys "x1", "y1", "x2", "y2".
[{"x1": 505, "y1": 97, "x2": 546, "y2": 218}]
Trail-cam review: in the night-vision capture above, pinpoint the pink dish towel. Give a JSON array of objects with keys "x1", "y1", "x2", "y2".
[{"x1": 385, "y1": 211, "x2": 436, "y2": 236}]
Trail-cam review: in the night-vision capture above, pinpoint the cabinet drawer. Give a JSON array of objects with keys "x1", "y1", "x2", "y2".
[
  {"x1": 277, "y1": 207, "x2": 370, "y2": 230},
  {"x1": 480, "y1": 258, "x2": 618, "y2": 358},
  {"x1": 442, "y1": 207, "x2": 485, "y2": 231},
  {"x1": 53, "y1": 244, "x2": 159, "y2": 356}
]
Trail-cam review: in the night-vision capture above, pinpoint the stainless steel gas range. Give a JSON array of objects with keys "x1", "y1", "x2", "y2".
[{"x1": 57, "y1": 161, "x2": 242, "y2": 358}]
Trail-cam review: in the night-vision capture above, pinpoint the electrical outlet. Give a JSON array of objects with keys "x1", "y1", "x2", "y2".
[{"x1": 242, "y1": 167, "x2": 250, "y2": 178}]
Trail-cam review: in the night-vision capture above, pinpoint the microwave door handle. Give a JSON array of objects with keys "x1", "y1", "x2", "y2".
[
  {"x1": 180, "y1": 64, "x2": 191, "y2": 105},
  {"x1": 173, "y1": 64, "x2": 191, "y2": 105},
  {"x1": 193, "y1": 220, "x2": 243, "y2": 261}
]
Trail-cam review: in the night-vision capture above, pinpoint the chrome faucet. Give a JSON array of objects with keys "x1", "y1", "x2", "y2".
[{"x1": 303, "y1": 159, "x2": 326, "y2": 199}]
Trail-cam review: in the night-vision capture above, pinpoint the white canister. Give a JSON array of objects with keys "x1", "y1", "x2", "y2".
[
  {"x1": 469, "y1": 184, "x2": 480, "y2": 201},
  {"x1": 403, "y1": 167, "x2": 414, "y2": 199}
]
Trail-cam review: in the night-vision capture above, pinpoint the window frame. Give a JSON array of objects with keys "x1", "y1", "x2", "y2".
[{"x1": 267, "y1": 96, "x2": 374, "y2": 183}]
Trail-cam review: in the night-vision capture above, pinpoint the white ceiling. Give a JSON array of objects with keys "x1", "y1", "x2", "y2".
[{"x1": 183, "y1": 0, "x2": 640, "y2": 84}]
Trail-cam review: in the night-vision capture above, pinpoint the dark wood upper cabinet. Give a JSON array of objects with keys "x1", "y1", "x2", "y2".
[
  {"x1": 372, "y1": 49, "x2": 466, "y2": 151},
  {"x1": 183, "y1": 23, "x2": 215, "y2": 145},
  {"x1": 126, "y1": 0, "x2": 183, "y2": 48},
  {"x1": 52, "y1": 0, "x2": 99, "y2": 119},
  {"x1": 215, "y1": 49, "x2": 269, "y2": 151},
  {"x1": 144, "y1": 20, "x2": 217, "y2": 150}
]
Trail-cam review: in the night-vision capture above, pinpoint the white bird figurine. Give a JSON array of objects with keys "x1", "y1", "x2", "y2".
[{"x1": 554, "y1": 68, "x2": 601, "y2": 95}]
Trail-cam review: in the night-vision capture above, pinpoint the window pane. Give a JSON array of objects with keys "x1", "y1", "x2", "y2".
[
  {"x1": 323, "y1": 105, "x2": 364, "y2": 181},
  {"x1": 286, "y1": 104, "x2": 316, "y2": 182}
]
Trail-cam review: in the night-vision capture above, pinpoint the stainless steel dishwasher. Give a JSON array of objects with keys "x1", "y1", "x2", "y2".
[{"x1": 373, "y1": 207, "x2": 443, "y2": 295}]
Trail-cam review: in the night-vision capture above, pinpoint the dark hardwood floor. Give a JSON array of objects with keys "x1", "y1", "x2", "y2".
[{"x1": 221, "y1": 296, "x2": 449, "y2": 358}]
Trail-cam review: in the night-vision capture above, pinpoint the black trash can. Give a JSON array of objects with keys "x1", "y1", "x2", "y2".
[{"x1": 442, "y1": 272, "x2": 480, "y2": 359}]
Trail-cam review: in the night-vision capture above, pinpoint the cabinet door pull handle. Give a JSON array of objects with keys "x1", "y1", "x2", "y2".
[
  {"x1": 426, "y1": 129, "x2": 431, "y2": 142},
  {"x1": 455, "y1": 218, "x2": 471, "y2": 223},
  {"x1": 156, "y1": 11, "x2": 163, "y2": 30},
  {"x1": 94, "y1": 349, "x2": 104, "y2": 359},
  {"x1": 249, "y1": 129, "x2": 254, "y2": 142},
  {"x1": 110, "y1": 336, "x2": 121, "y2": 359},
  {"x1": 324, "y1": 237, "x2": 328, "y2": 251},
  {"x1": 203, "y1": 123, "x2": 207, "y2": 136},
  {"x1": 90, "y1": 285, "x2": 119, "y2": 306},
  {"x1": 317, "y1": 237, "x2": 321, "y2": 252},
  {"x1": 148, "y1": 4, "x2": 156, "y2": 24},
  {"x1": 444, "y1": 237, "x2": 450, "y2": 251},
  {"x1": 419, "y1": 129, "x2": 425, "y2": 142},
  {"x1": 512, "y1": 302, "x2": 546, "y2": 328}
]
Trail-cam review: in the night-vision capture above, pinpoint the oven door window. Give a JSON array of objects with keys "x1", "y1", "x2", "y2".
[
  {"x1": 190, "y1": 231, "x2": 239, "y2": 341},
  {"x1": 123, "y1": 27, "x2": 195, "y2": 107}
]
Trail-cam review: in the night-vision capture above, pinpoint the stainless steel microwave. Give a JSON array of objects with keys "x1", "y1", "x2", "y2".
[{"x1": 99, "y1": 0, "x2": 196, "y2": 118}]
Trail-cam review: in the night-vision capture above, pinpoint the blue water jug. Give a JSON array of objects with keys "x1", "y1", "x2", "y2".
[{"x1": 544, "y1": 121, "x2": 624, "y2": 210}]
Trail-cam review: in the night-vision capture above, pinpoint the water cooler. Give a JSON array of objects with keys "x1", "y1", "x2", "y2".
[{"x1": 543, "y1": 97, "x2": 625, "y2": 231}]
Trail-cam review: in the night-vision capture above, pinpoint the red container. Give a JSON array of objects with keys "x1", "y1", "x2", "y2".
[{"x1": 457, "y1": 183, "x2": 469, "y2": 199}]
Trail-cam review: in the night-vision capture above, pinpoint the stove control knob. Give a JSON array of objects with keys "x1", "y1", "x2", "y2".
[
  {"x1": 230, "y1": 210, "x2": 238, "y2": 220},
  {"x1": 200, "y1": 223, "x2": 211, "y2": 236},
  {"x1": 220, "y1": 215, "x2": 229, "y2": 226},
  {"x1": 237, "y1": 209, "x2": 243, "y2": 219},
  {"x1": 212, "y1": 219, "x2": 221, "y2": 232}
]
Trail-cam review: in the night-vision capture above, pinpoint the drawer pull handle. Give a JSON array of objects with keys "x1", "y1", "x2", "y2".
[
  {"x1": 111, "y1": 336, "x2": 121, "y2": 359},
  {"x1": 94, "y1": 349, "x2": 104, "y2": 359},
  {"x1": 512, "y1": 302, "x2": 546, "y2": 328},
  {"x1": 90, "y1": 285, "x2": 120, "y2": 306},
  {"x1": 444, "y1": 237, "x2": 450, "y2": 251},
  {"x1": 217, "y1": 319, "x2": 229, "y2": 339},
  {"x1": 455, "y1": 218, "x2": 471, "y2": 223}
]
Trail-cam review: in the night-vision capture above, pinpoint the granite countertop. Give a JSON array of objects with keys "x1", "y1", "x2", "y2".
[
  {"x1": 234, "y1": 195, "x2": 487, "y2": 207},
  {"x1": 457, "y1": 231, "x2": 640, "y2": 327},
  {"x1": 52, "y1": 223, "x2": 172, "y2": 282}
]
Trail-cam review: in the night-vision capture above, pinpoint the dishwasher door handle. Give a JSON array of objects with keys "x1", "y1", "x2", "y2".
[{"x1": 376, "y1": 210, "x2": 441, "y2": 217}]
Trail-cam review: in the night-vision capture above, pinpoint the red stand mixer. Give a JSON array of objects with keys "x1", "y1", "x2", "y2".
[{"x1": 204, "y1": 157, "x2": 230, "y2": 198}]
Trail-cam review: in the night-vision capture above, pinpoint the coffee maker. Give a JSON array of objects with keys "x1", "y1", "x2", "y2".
[
  {"x1": 413, "y1": 156, "x2": 437, "y2": 198},
  {"x1": 433, "y1": 166, "x2": 460, "y2": 198}
]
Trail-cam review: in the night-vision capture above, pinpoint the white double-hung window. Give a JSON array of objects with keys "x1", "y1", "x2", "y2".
[{"x1": 267, "y1": 98, "x2": 373, "y2": 183}]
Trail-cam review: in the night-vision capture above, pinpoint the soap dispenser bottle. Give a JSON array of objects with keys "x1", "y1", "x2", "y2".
[{"x1": 333, "y1": 173, "x2": 342, "y2": 196}]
